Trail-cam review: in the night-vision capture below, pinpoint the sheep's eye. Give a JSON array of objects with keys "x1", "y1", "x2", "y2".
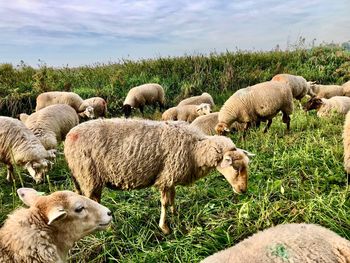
[{"x1": 75, "y1": 206, "x2": 84, "y2": 213}]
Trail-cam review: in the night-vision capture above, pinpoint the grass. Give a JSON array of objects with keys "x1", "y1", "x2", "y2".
[{"x1": 0, "y1": 100, "x2": 349, "y2": 262}]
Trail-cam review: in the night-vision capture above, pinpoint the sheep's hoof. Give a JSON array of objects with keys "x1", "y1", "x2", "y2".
[{"x1": 160, "y1": 224, "x2": 171, "y2": 235}]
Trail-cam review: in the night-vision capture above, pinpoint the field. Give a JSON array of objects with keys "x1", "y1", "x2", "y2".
[{"x1": 0, "y1": 46, "x2": 350, "y2": 262}]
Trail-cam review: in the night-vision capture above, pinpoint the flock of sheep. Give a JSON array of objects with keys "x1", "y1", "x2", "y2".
[{"x1": 1, "y1": 74, "x2": 350, "y2": 262}]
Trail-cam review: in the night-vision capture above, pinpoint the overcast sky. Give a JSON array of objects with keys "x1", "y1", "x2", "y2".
[{"x1": 0, "y1": 0, "x2": 349, "y2": 67}]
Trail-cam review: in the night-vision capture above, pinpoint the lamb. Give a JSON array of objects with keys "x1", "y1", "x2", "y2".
[
  {"x1": 310, "y1": 84, "x2": 344, "y2": 98},
  {"x1": 161, "y1": 103, "x2": 212, "y2": 123},
  {"x1": 0, "y1": 116, "x2": 55, "y2": 183},
  {"x1": 122, "y1": 83, "x2": 165, "y2": 118},
  {"x1": 177, "y1": 92, "x2": 215, "y2": 107},
  {"x1": 0, "y1": 188, "x2": 112, "y2": 263},
  {"x1": 303, "y1": 96, "x2": 350, "y2": 117},
  {"x1": 64, "y1": 118, "x2": 253, "y2": 234},
  {"x1": 190, "y1": 112, "x2": 246, "y2": 135},
  {"x1": 201, "y1": 223, "x2": 350, "y2": 263},
  {"x1": 343, "y1": 111, "x2": 350, "y2": 174},
  {"x1": 79, "y1": 97, "x2": 107, "y2": 118},
  {"x1": 215, "y1": 81, "x2": 293, "y2": 135},
  {"x1": 35, "y1": 91, "x2": 95, "y2": 118},
  {"x1": 20, "y1": 104, "x2": 80, "y2": 150},
  {"x1": 271, "y1": 73, "x2": 314, "y2": 99}
]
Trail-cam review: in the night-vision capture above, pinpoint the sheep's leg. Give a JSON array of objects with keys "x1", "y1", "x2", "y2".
[
  {"x1": 282, "y1": 112, "x2": 291, "y2": 130},
  {"x1": 159, "y1": 189, "x2": 171, "y2": 234},
  {"x1": 168, "y1": 186, "x2": 176, "y2": 214},
  {"x1": 263, "y1": 120, "x2": 273, "y2": 133},
  {"x1": 6, "y1": 164, "x2": 14, "y2": 182}
]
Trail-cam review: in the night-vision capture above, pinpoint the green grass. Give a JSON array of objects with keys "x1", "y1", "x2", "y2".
[{"x1": 0, "y1": 101, "x2": 349, "y2": 262}]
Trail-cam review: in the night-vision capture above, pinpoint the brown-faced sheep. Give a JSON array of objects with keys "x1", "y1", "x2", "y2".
[
  {"x1": 0, "y1": 116, "x2": 55, "y2": 183},
  {"x1": 190, "y1": 112, "x2": 246, "y2": 135},
  {"x1": 304, "y1": 96, "x2": 350, "y2": 117},
  {"x1": 215, "y1": 81, "x2": 293, "y2": 135},
  {"x1": 123, "y1": 83, "x2": 165, "y2": 118},
  {"x1": 201, "y1": 223, "x2": 350, "y2": 263},
  {"x1": 310, "y1": 84, "x2": 344, "y2": 98},
  {"x1": 177, "y1": 92, "x2": 215, "y2": 107},
  {"x1": 343, "y1": 111, "x2": 350, "y2": 174},
  {"x1": 0, "y1": 188, "x2": 112, "y2": 263},
  {"x1": 21, "y1": 104, "x2": 79, "y2": 150},
  {"x1": 272, "y1": 73, "x2": 314, "y2": 99},
  {"x1": 161, "y1": 103, "x2": 212, "y2": 123},
  {"x1": 64, "y1": 118, "x2": 253, "y2": 234},
  {"x1": 79, "y1": 97, "x2": 107, "y2": 118}
]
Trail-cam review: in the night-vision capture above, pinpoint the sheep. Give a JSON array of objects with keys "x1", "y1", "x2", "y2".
[
  {"x1": 35, "y1": 91, "x2": 94, "y2": 118},
  {"x1": 79, "y1": 97, "x2": 107, "y2": 118},
  {"x1": 0, "y1": 188, "x2": 112, "y2": 263},
  {"x1": 201, "y1": 223, "x2": 350, "y2": 263},
  {"x1": 303, "y1": 96, "x2": 350, "y2": 117},
  {"x1": 343, "y1": 111, "x2": 350, "y2": 174},
  {"x1": 161, "y1": 103, "x2": 212, "y2": 123},
  {"x1": 122, "y1": 83, "x2": 165, "y2": 118},
  {"x1": 310, "y1": 84, "x2": 344, "y2": 98},
  {"x1": 215, "y1": 81, "x2": 293, "y2": 135},
  {"x1": 190, "y1": 112, "x2": 246, "y2": 135},
  {"x1": 0, "y1": 116, "x2": 55, "y2": 183},
  {"x1": 272, "y1": 73, "x2": 314, "y2": 99},
  {"x1": 21, "y1": 104, "x2": 80, "y2": 150},
  {"x1": 177, "y1": 92, "x2": 215, "y2": 107},
  {"x1": 64, "y1": 118, "x2": 254, "y2": 234}
]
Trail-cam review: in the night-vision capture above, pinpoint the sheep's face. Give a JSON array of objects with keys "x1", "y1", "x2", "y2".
[
  {"x1": 25, "y1": 159, "x2": 50, "y2": 183},
  {"x1": 122, "y1": 104, "x2": 132, "y2": 118},
  {"x1": 17, "y1": 188, "x2": 112, "y2": 241},
  {"x1": 216, "y1": 149, "x2": 251, "y2": 194},
  {"x1": 303, "y1": 97, "x2": 323, "y2": 112},
  {"x1": 215, "y1": 122, "x2": 230, "y2": 135},
  {"x1": 196, "y1": 103, "x2": 211, "y2": 116},
  {"x1": 84, "y1": 106, "x2": 95, "y2": 119}
]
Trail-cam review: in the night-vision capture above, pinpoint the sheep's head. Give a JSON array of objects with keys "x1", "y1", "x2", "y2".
[
  {"x1": 216, "y1": 148, "x2": 254, "y2": 194},
  {"x1": 122, "y1": 104, "x2": 132, "y2": 118},
  {"x1": 25, "y1": 159, "x2": 50, "y2": 183},
  {"x1": 215, "y1": 122, "x2": 230, "y2": 135},
  {"x1": 303, "y1": 97, "x2": 323, "y2": 112},
  {"x1": 84, "y1": 106, "x2": 95, "y2": 119},
  {"x1": 17, "y1": 188, "x2": 112, "y2": 243},
  {"x1": 196, "y1": 103, "x2": 211, "y2": 116}
]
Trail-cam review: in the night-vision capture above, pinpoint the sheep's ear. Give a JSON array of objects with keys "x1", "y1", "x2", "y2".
[
  {"x1": 237, "y1": 148, "x2": 255, "y2": 157},
  {"x1": 47, "y1": 207, "x2": 67, "y2": 225},
  {"x1": 220, "y1": 156, "x2": 232, "y2": 168},
  {"x1": 17, "y1": 188, "x2": 41, "y2": 207}
]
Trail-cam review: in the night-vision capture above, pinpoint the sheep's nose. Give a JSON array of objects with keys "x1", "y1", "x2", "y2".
[{"x1": 107, "y1": 210, "x2": 112, "y2": 216}]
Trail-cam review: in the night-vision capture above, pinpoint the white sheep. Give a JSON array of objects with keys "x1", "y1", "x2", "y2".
[
  {"x1": 310, "y1": 84, "x2": 344, "y2": 98},
  {"x1": 272, "y1": 73, "x2": 314, "y2": 99},
  {"x1": 64, "y1": 118, "x2": 253, "y2": 234},
  {"x1": 343, "y1": 111, "x2": 350, "y2": 174},
  {"x1": 201, "y1": 223, "x2": 350, "y2": 263},
  {"x1": 21, "y1": 104, "x2": 80, "y2": 150},
  {"x1": 177, "y1": 92, "x2": 215, "y2": 107},
  {"x1": 35, "y1": 91, "x2": 95, "y2": 118},
  {"x1": 162, "y1": 103, "x2": 212, "y2": 123},
  {"x1": 190, "y1": 112, "x2": 246, "y2": 135},
  {"x1": 215, "y1": 81, "x2": 293, "y2": 135},
  {"x1": 79, "y1": 97, "x2": 107, "y2": 118},
  {"x1": 0, "y1": 188, "x2": 112, "y2": 263},
  {"x1": 304, "y1": 96, "x2": 350, "y2": 117},
  {"x1": 0, "y1": 116, "x2": 55, "y2": 183},
  {"x1": 123, "y1": 83, "x2": 165, "y2": 118}
]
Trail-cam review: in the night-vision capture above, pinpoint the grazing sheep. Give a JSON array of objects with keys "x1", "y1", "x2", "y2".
[
  {"x1": 201, "y1": 223, "x2": 350, "y2": 263},
  {"x1": 304, "y1": 96, "x2": 350, "y2": 117},
  {"x1": 64, "y1": 118, "x2": 253, "y2": 234},
  {"x1": 0, "y1": 116, "x2": 55, "y2": 183},
  {"x1": 343, "y1": 111, "x2": 350, "y2": 174},
  {"x1": 272, "y1": 73, "x2": 314, "y2": 99},
  {"x1": 80, "y1": 97, "x2": 107, "y2": 118},
  {"x1": 178, "y1": 92, "x2": 215, "y2": 107},
  {"x1": 122, "y1": 83, "x2": 165, "y2": 118},
  {"x1": 310, "y1": 84, "x2": 344, "y2": 98},
  {"x1": 215, "y1": 81, "x2": 293, "y2": 135},
  {"x1": 0, "y1": 188, "x2": 112, "y2": 263},
  {"x1": 162, "y1": 103, "x2": 212, "y2": 123},
  {"x1": 35, "y1": 91, "x2": 94, "y2": 118},
  {"x1": 190, "y1": 112, "x2": 246, "y2": 135},
  {"x1": 21, "y1": 104, "x2": 79, "y2": 150}
]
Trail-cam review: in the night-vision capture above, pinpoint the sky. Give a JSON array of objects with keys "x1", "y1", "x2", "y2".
[{"x1": 0, "y1": 0, "x2": 349, "y2": 67}]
